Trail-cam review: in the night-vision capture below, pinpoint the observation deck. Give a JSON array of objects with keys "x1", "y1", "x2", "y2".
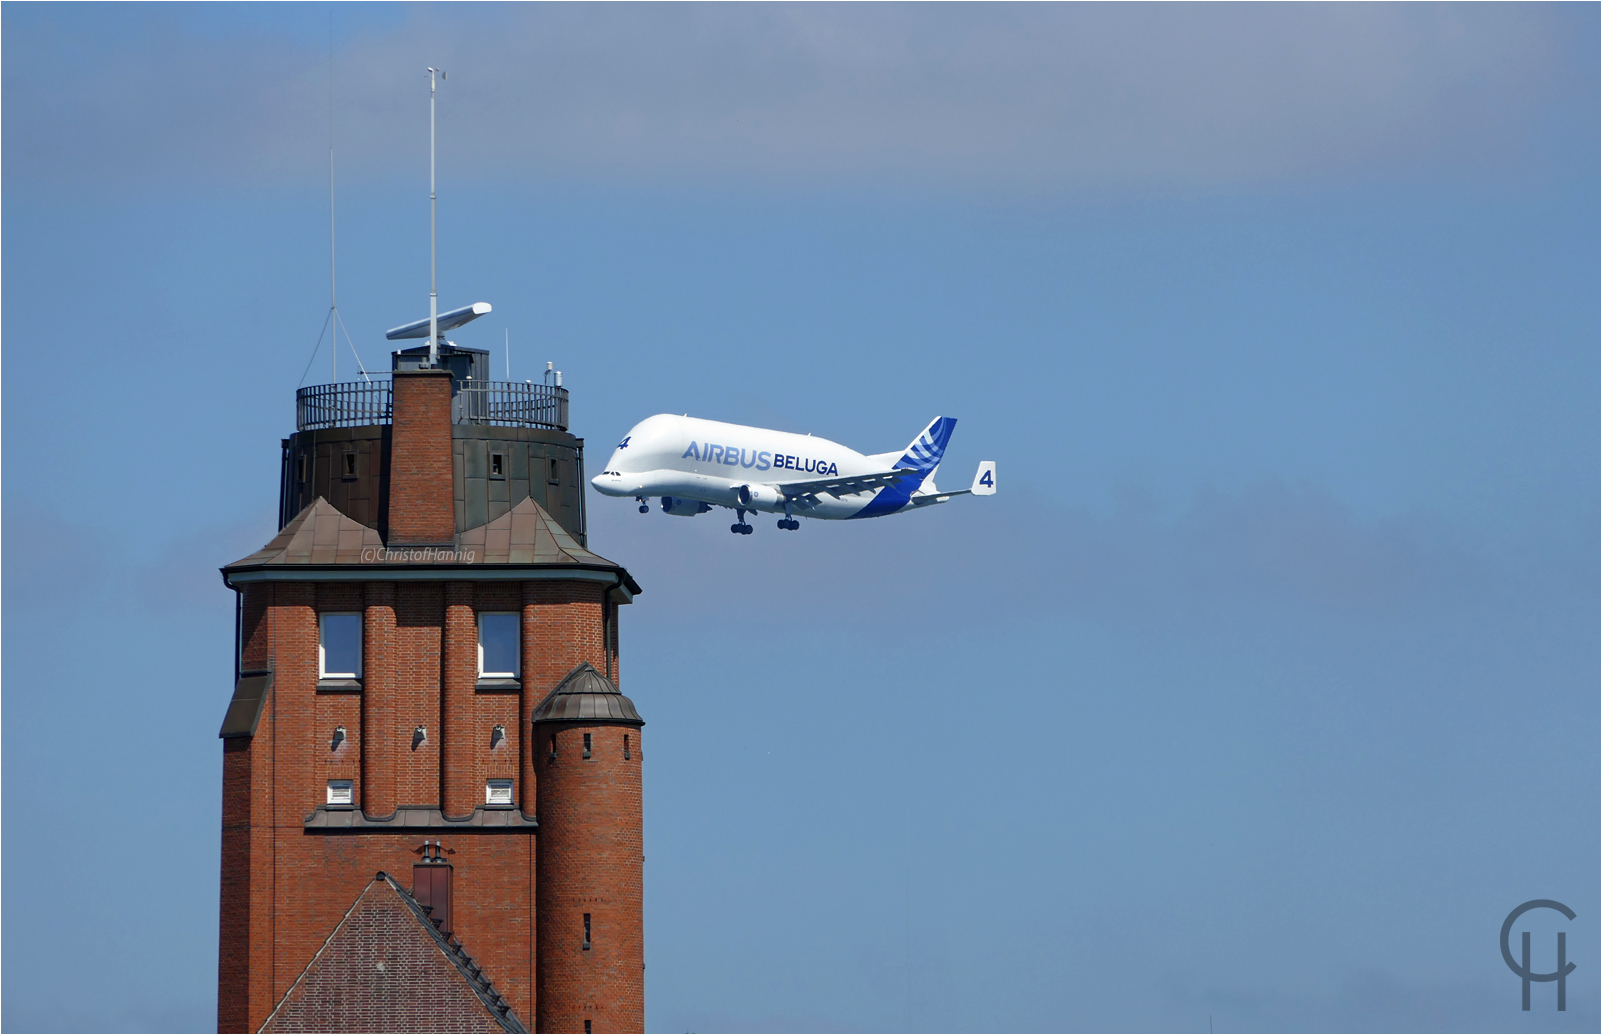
[
  {"x1": 281, "y1": 343, "x2": 587, "y2": 543},
  {"x1": 296, "y1": 377, "x2": 569, "y2": 433}
]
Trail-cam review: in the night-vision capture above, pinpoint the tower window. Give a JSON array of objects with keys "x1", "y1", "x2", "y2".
[
  {"x1": 297, "y1": 454, "x2": 307, "y2": 483},
  {"x1": 477, "y1": 612, "x2": 520, "y2": 679},
  {"x1": 583, "y1": 733, "x2": 592, "y2": 759},
  {"x1": 485, "y1": 779, "x2": 513, "y2": 805},
  {"x1": 489, "y1": 451, "x2": 505, "y2": 478},
  {"x1": 548, "y1": 457, "x2": 561, "y2": 484},
  {"x1": 585, "y1": 1023, "x2": 592, "y2": 1034},
  {"x1": 582, "y1": 913, "x2": 591, "y2": 950},
  {"x1": 624, "y1": 734, "x2": 631, "y2": 760},
  {"x1": 327, "y1": 779, "x2": 353, "y2": 806},
  {"x1": 319, "y1": 613, "x2": 362, "y2": 679},
  {"x1": 342, "y1": 451, "x2": 357, "y2": 478},
  {"x1": 548, "y1": 734, "x2": 557, "y2": 760}
]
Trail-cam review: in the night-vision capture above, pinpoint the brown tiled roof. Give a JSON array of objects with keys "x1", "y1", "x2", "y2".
[
  {"x1": 530, "y1": 662, "x2": 644, "y2": 726},
  {"x1": 223, "y1": 497, "x2": 640, "y2": 597},
  {"x1": 457, "y1": 496, "x2": 612, "y2": 566},
  {"x1": 259, "y1": 872, "x2": 526, "y2": 1033},
  {"x1": 227, "y1": 497, "x2": 384, "y2": 567}
]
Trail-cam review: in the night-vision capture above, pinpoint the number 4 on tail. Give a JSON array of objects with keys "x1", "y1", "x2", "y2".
[{"x1": 971, "y1": 461, "x2": 997, "y2": 495}]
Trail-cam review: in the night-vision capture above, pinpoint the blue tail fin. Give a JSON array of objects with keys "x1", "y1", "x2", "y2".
[
  {"x1": 849, "y1": 416, "x2": 958, "y2": 519},
  {"x1": 895, "y1": 416, "x2": 957, "y2": 475}
]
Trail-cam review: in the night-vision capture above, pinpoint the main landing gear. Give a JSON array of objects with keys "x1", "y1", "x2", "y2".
[
  {"x1": 730, "y1": 508, "x2": 754, "y2": 535},
  {"x1": 637, "y1": 496, "x2": 650, "y2": 514},
  {"x1": 777, "y1": 518, "x2": 799, "y2": 530}
]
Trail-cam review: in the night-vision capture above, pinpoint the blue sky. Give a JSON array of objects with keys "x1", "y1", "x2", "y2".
[{"x1": 3, "y1": 4, "x2": 1596, "y2": 1032}]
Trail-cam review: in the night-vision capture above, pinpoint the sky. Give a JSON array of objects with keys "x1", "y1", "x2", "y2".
[{"x1": 2, "y1": 4, "x2": 1597, "y2": 1032}]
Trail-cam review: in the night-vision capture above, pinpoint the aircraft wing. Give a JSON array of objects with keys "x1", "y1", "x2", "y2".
[{"x1": 775, "y1": 468, "x2": 919, "y2": 502}]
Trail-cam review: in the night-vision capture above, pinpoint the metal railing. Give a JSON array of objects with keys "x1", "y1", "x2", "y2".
[
  {"x1": 296, "y1": 378, "x2": 569, "y2": 432},
  {"x1": 454, "y1": 379, "x2": 569, "y2": 430},
  {"x1": 297, "y1": 379, "x2": 393, "y2": 430}
]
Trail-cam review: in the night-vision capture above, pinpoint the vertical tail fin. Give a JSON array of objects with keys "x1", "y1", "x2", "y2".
[{"x1": 895, "y1": 416, "x2": 957, "y2": 476}]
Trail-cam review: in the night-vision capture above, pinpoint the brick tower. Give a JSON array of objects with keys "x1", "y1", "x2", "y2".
[
  {"x1": 532, "y1": 665, "x2": 645, "y2": 1033},
  {"x1": 217, "y1": 344, "x2": 645, "y2": 1033}
]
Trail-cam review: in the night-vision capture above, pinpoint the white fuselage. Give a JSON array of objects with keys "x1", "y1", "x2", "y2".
[{"x1": 591, "y1": 415, "x2": 910, "y2": 519}]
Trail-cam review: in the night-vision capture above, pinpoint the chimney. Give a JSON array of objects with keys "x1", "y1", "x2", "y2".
[
  {"x1": 387, "y1": 368, "x2": 456, "y2": 544},
  {"x1": 413, "y1": 841, "x2": 453, "y2": 935}
]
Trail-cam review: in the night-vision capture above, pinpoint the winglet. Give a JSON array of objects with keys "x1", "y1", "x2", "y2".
[{"x1": 971, "y1": 461, "x2": 996, "y2": 495}]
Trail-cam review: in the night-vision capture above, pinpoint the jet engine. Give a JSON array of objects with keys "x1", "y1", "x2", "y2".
[{"x1": 660, "y1": 497, "x2": 713, "y2": 517}]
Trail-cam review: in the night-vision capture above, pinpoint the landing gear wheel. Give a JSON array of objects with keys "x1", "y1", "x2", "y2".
[
  {"x1": 778, "y1": 518, "x2": 799, "y2": 531},
  {"x1": 639, "y1": 505, "x2": 650, "y2": 514},
  {"x1": 741, "y1": 524, "x2": 754, "y2": 535},
  {"x1": 730, "y1": 523, "x2": 743, "y2": 534}
]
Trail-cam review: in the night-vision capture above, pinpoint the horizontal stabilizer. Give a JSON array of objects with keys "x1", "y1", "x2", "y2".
[{"x1": 971, "y1": 461, "x2": 996, "y2": 495}]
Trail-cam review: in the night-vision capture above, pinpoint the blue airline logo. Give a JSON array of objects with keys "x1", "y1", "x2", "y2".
[
  {"x1": 682, "y1": 442, "x2": 839, "y2": 476},
  {"x1": 848, "y1": 416, "x2": 957, "y2": 519},
  {"x1": 896, "y1": 417, "x2": 957, "y2": 473}
]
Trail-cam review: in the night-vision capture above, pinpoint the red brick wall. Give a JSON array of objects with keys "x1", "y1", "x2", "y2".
[
  {"x1": 220, "y1": 576, "x2": 637, "y2": 1033},
  {"x1": 536, "y1": 723, "x2": 645, "y2": 1034},
  {"x1": 362, "y1": 583, "x2": 398, "y2": 817},
  {"x1": 443, "y1": 582, "x2": 477, "y2": 818},
  {"x1": 395, "y1": 583, "x2": 444, "y2": 807},
  {"x1": 388, "y1": 369, "x2": 455, "y2": 544},
  {"x1": 218, "y1": 738, "x2": 253, "y2": 1034}
]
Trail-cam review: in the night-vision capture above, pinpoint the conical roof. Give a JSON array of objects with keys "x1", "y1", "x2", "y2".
[{"x1": 529, "y1": 662, "x2": 644, "y2": 726}]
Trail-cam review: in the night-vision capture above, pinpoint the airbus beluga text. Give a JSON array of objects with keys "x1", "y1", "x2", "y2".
[{"x1": 591, "y1": 414, "x2": 996, "y2": 534}]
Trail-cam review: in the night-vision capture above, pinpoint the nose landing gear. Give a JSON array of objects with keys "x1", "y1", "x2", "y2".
[{"x1": 637, "y1": 496, "x2": 650, "y2": 514}]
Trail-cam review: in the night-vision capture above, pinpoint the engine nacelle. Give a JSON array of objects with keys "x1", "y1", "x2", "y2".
[
  {"x1": 661, "y1": 497, "x2": 712, "y2": 517},
  {"x1": 735, "y1": 483, "x2": 781, "y2": 507}
]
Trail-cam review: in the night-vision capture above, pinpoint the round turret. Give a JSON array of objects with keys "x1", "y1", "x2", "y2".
[{"x1": 532, "y1": 663, "x2": 645, "y2": 1034}]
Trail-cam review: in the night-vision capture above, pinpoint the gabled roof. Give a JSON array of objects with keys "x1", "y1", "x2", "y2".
[
  {"x1": 227, "y1": 497, "x2": 385, "y2": 567},
  {"x1": 530, "y1": 661, "x2": 644, "y2": 726},
  {"x1": 259, "y1": 872, "x2": 526, "y2": 1033}
]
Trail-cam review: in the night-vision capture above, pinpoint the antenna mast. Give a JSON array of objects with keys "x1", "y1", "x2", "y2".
[
  {"x1": 296, "y1": 15, "x2": 371, "y2": 389},
  {"x1": 330, "y1": 14, "x2": 337, "y2": 382},
  {"x1": 427, "y1": 67, "x2": 446, "y2": 368}
]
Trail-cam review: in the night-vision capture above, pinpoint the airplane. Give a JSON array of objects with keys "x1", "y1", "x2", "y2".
[{"x1": 590, "y1": 414, "x2": 995, "y2": 534}]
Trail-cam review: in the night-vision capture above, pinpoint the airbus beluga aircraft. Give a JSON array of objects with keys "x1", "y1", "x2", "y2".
[{"x1": 591, "y1": 414, "x2": 996, "y2": 534}]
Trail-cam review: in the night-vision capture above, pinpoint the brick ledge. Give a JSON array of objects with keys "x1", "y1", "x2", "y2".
[{"x1": 304, "y1": 805, "x2": 538, "y2": 832}]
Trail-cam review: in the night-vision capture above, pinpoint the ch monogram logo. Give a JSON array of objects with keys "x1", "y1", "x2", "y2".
[{"x1": 1501, "y1": 899, "x2": 1575, "y2": 1011}]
